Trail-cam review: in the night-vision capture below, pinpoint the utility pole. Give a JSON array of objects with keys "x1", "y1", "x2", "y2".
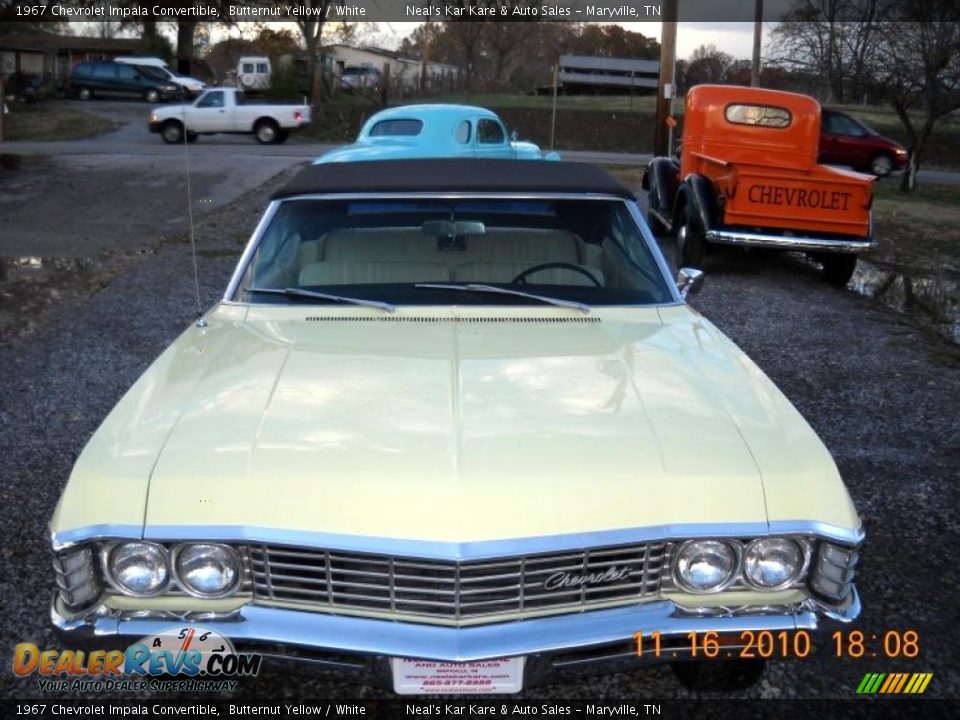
[
  {"x1": 654, "y1": 0, "x2": 678, "y2": 157},
  {"x1": 751, "y1": 0, "x2": 763, "y2": 87}
]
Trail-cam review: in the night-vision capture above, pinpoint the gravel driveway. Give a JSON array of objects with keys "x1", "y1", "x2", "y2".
[{"x1": 0, "y1": 169, "x2": 957, "y2": 701}]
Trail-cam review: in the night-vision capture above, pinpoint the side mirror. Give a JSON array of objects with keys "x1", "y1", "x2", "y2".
[
  {"x1": 676, "y1": 267, "x2": 704, "y2": 300},
  {"x1": 510, "y1": 130, "x2": 519, "y2": 142}
]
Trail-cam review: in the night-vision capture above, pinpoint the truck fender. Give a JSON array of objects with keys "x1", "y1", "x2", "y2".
[
  {"x1": 675, "y1": 174, "x2": 718, "y2": 232},
  {"x1": 644, "y1": 157, "x2": 680, "y2": 215}
]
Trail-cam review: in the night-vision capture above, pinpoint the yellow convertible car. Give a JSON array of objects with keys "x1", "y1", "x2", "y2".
[{"x1": 50, "y1": 159, "x2": 862, "y2": 694}]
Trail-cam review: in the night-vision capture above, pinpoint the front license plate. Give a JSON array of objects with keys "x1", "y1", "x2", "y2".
[{"x1": 390, "y1": 657, "x2": 525, "y2": 695}]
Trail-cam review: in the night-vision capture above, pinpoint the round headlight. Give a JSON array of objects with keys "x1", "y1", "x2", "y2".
[
  {"x1": 674, "y1": 540, "x2": 738, "y2": 593},
  {"x1": 175, "y1": 544, "x2": 240, "y2": 597},
  {"x1": 109, "y1": 542, "x2": 169, "y2": 596},
  {"x1": 743, "y1": 538, "x2": 804, "y2": 589}
]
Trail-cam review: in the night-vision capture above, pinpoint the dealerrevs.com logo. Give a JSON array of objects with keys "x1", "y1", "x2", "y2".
[{"x1": 14, "y1": 626, "x2": 262, "y2": 692}]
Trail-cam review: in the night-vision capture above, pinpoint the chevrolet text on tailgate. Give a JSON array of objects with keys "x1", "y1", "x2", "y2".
[
  {"x1": 49, "y1": 159, "x2": 863, "y2": 695},
  {"x1": 644, "y1": 85, "x2": 876, "y2": 286}
]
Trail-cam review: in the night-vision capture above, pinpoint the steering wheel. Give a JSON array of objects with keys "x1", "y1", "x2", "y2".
[{"x1": 511, "y1": 262, "x2": 602, "y2": 287}]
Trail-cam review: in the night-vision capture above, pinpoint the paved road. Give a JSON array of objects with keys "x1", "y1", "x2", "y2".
[{"x1": 4, "y1": 99, "x2": 958, "y2": 181}]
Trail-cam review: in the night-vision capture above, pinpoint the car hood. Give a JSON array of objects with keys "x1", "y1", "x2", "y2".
[{"x1": 52, "y1": 304, "x2": 859, "y2": 546}]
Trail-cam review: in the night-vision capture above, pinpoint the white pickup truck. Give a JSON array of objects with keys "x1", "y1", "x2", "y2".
[{"x1": 148, "y1": 87, "x2": 310, "y2": 145}]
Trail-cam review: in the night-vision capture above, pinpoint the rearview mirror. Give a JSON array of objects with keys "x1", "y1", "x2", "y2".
[
  {"x1": 676, "y1": 267, "x2": 704, "y2": 300},
  {"x1": 422, "y1": 220, "x2": 486, "y2": 237}
]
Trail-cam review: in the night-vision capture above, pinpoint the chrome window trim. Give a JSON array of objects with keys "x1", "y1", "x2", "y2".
[
  {"x1": 222, "y1": 193, "x2": 680, "y2": 307},
  {"x1": 223, "y1": 198, "x2": 281, "y2": 301},
  {"x1": 52, "y1": 520, "x2": 863, "y2": 561},
  {"x1": 624, "y1": 199, "x2": 684, "y2": 304}
]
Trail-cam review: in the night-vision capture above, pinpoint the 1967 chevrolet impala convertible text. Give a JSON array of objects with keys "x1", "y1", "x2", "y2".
[{"x1": 49, "y1": 159, "x2": 863, "y2": 694}]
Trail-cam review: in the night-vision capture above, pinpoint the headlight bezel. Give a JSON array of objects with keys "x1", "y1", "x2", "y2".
[
  {"x1": 672, "y1": 539, "x2": 743, "y2": 594},
  {"x1": 102, "y1": 541, "x2": 171, "y2": 597},
  {"x1": 670, "y1": 536, "x2": 816, "y2": 595},
  {"x1": 171, "y1": 543, "x2": 242, "y2": 599},
  {"x1": 741, "y1": 537, "x2": 809, "y2": 591}
]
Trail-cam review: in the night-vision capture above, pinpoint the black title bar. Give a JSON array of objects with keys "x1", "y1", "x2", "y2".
[{"x1": 4, "y1": 1, "x2": 811, "y2": 24}]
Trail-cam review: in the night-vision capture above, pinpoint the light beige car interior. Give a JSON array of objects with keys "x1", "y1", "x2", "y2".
[
  {"x1": 253, "y1": 226, "x2": 659, "y2": 296},
  {"x1": 299, "y1": 228, "x2": 603, "y2": 286}
]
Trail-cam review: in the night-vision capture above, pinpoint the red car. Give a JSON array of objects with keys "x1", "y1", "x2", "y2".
[{"x1": 819, "y1": 108, "x2": 909, "y2": 177}]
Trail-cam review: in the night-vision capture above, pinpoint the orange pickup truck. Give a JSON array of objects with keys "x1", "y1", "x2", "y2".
[{"x1": 643, "y1": 85, "x2": 875, "y2": 286}]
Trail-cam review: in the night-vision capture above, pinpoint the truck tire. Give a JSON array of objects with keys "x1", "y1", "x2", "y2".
[
  {"x1": 186, "y1": 132, "x2": 198, "y2": 144},
  {"x1": 160, "y1": 120, "x2": 184, "y2": 144},
  {"x1": 677, "y1": 203, "x2": 706, "y2": 269},
  {"x1": 254, "y1": 119, "x2": 279, "y2": 144},
  {"x1": 818, "y1": 253, "x2": 857, "y2": 286},
  {"x1": 276, "y1": 129, "x2": 290, "y2": 144},
  {"x1": 671, "y1": 659, "x2": 766, "y2": 692}
]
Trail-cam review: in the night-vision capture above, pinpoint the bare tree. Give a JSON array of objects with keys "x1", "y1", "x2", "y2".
[
  {"x1": 280, "y1": 1, "x2": 343, "y2": 109},
  {"x1": 871, "y1": 9, "x2": 960, "y2": 190},
  {"x1": 770, "y1": 0, "x2": 891, "y2": 102},
  {"x1": 685, "y1": 44, "x2": 734, "y2": 87}
]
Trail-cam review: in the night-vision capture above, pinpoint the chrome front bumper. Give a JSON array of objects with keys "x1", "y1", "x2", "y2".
[
  {"x1": 704, "y1": 229, "x2": 874, "y2": 253},
  {"x1": 51, "y1": 590, "x2": 860, "y2": 665}
]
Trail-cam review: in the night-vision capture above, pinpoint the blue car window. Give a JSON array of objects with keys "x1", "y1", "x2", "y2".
[
  {"x1": 369, "y1": 119, "x2": 424, "y2": 137},
  {"x1": 455, "y1": 120, "x2": 472, "y2": 144}
]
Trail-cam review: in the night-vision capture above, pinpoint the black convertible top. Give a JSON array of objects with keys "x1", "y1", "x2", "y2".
[{"x1": 272, "y1": 159, "x2": 635, "y2": 200}]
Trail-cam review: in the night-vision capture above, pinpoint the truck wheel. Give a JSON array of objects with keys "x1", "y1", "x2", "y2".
[
  {"x1": 818, "y1": 253, "x2": 857, "y2": 286},
  {"x1": 677, "y1": 204, "x2": 706, "y2": 268},
  {"x1": 143, "y1": 89, "x2": 160, "y2": 104},
  {"x1": 186, "y1": 132, "x2": 198, "y2": 144},
  {"x1": 254, "y1": 119, "x2": 279, "y2": 144},
  {"x1": 160, "y1": 120, "x2": 184, "y2": 144},
  {"x1": 671, "y1": 659, "x2": 766, "y2": 692},
  {"x1": 77, "y1": 87, "x2": 92, "y2": 101},
  {"x1": 869, "y1": 152, "x2": 894, "y2": 177},
  {"x1": 275, "y1": 129, "x2": 290, "y2": 144}
]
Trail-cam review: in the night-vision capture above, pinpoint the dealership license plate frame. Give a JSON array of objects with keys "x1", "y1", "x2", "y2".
[{"x1": 390, "y1": 656, "x2": 525, "y2": 695}]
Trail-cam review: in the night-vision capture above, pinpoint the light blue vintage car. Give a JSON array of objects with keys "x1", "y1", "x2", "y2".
[{"x1": 313, "y1": 104, "x2": 560, "y2": 164}]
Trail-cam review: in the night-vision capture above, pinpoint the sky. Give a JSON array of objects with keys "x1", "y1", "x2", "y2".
[
  {"x1": 358, "y1": 21, "x2": 775, "y2": 60},
  {"x1": 90, "y1": 20, "x2": 776, "y2": 63}
]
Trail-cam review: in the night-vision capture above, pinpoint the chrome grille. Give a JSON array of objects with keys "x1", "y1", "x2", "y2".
[{"x1": 250, "y1": 543, "x2": 666, "y2": 625}]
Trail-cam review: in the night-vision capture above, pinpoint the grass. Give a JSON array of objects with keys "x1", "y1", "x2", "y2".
[
  {"x1": 869, "y1": 181, "x2": 960, "y2": 275},
  {"x1": 3, "y1": 103, "x2": 116, "y2": 141}
]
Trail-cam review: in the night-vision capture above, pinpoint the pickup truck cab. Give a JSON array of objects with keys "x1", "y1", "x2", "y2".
[
  {"x1": 148, "y1": 88, "x2": 310, "y2": 145},
  {"x1": 314, "y1": 104, "x2": 559, "y2": 163},
  {"x1": 644, "y1": 86, "x2": 875, "y2": 286}
]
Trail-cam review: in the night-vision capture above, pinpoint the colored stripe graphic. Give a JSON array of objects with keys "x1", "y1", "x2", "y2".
[{"x1": 858, "y1": 672, "x2": 932, "y2": 694}]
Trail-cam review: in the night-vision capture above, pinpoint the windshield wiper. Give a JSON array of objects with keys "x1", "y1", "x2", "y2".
[
  {"x1": 414, "y1": 283, "x2": 591, "y2": 314},
  {"x1": 244, "y1": 286, "x2": 396, "y2": 313}
]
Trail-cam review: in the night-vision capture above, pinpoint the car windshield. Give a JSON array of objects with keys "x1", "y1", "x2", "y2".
[{"x1": 236, "y1": 198, "x2": 672, "y2": 307}]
